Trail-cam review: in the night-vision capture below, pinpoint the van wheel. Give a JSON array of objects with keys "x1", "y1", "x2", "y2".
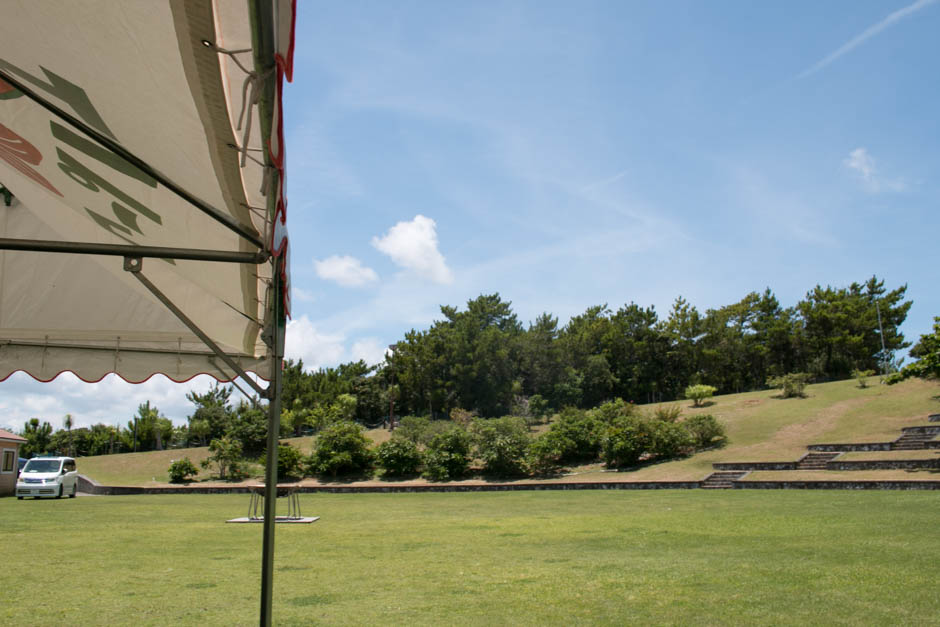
[
  {"x1": 17, "y1": 496, "x2": 23, "y2": 500},
  {"x1": 69, "y1": 484, "x2": 77, "y2": 498},
  {"x1": 56, "y1": 485, "x2": 63, "y2": 499}
]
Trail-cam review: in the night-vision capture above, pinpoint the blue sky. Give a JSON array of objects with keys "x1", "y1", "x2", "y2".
[{"x1": 3, "y1": 0, "x2": 939, "y2": 431}]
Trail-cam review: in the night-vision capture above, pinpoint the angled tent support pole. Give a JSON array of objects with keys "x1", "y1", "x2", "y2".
[
  {"x1": 222, "y1": 366, "x2": 265, "y2": 407},
  {"x1": 0, "y1": 237, "x2": 267, "y2": 264},
  {"x1": 124, "y1": 256, "x2": 268, "y2": 399}
]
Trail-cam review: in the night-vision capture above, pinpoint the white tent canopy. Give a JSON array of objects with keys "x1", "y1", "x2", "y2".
[
  {"x1": 1, "y1": 2, "x2": 295, "y2": 623},
  {"x1": 0, "y1": 0, "x2": 293, "y2": 386}
]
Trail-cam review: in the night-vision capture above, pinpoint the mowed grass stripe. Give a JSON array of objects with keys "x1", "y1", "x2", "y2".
[{"x1": 2, "y1": 491, "x2": 938, "y2": 625}]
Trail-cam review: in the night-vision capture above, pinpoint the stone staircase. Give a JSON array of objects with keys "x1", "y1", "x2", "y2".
[
  {"x1": 701, "y1": 471, "x2": 747, "y2": 489},
  {"x1": 891, "y1": 426, "x2": 940, "y2": 451},
  {"x1": 796, "y1": 452, "x2": 840, "y2": 470},
  {"x1": 701, "y1": 419, "x2": 940, "y2": 489}
]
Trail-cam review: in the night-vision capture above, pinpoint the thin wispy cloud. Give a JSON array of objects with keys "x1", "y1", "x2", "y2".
[
  {"x1": 843, "y1": 147, "x2": 906, "y2": 193},
  {"x1": 797, "y1": 0, "x2": 938, "y2": 80},
  {"x1": 314, "y1": 255, "x2": 379, "y2": 287},
  {"x1": 844, "y1": 148, "x2": 876, "y2": 182},
  {"x1": 579, "y1": 169, "x2": 629, "y2": 194},
  {"x1": 292, "y1": 286, "x2": 316, "y2": 303}
]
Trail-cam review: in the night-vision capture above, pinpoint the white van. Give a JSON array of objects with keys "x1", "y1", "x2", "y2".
[{"x1": 16, "y1": 456, "x2": 78, "y2": 499}]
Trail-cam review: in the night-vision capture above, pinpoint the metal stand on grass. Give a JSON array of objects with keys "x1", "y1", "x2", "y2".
[{"x1": 231, "y1": 484, "x2": 317, "y2": 523}]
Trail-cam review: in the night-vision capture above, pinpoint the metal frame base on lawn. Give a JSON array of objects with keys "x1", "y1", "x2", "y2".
[
  {"x1": 227, "y1": 483, "x2": 318, "y2": 524},
  {"x1": 227, "y1": 516, "x2": 319, "y2": 524}
]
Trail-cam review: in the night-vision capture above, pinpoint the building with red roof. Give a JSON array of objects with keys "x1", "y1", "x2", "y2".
[{"x1": 1, "y1": 429, "x2": 27, "y2": 496}]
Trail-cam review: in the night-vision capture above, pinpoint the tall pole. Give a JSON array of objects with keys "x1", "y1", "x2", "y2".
[
  {"x1": 259, "y1": 257, "x2": 285, "y2": 626},
  {"x1": 876, "y1": 300, "x2": 888, "y2": 377},
  {"x1": 387, "y1": 346, "x2": 396, "y2": 431},
  {"x1": 248, "y1": 1, "x2": 280, "y2": 622}
]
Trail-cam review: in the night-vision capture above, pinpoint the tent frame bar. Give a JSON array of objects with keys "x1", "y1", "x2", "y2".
[
  {"x1": 0, "y1": 237, "x2": 267, "y2": 264},
  {"x1": 0, "y1": 67, "x2": 267, "y2": 251},
  {"x1": 124, "y1": 256, "x2": 269, "y2": 399},
  {"x1": 2, "y1": 338, "x2": 263, "y2": 361}
]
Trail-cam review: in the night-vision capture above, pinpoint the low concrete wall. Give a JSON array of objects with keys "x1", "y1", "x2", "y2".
[
  {"x1": 79, "y1": 475, "x2": 259, "y2": 495},
  {"x1": 807, "y1": 443, "x2": 892, "y2": 452},
  {"x1": 78, "y1": 475, "x2": 701, "y2": 495},
  {"x1": 737, "y1": 480, "x2": 940, "y2": 490},
  {"x1": 293, "y1": 482, "x2": 704, "y2": 493},
  {"x1": 79, "y1": 474, "x2": 940, "y2": 494},
  {"x1": 901, "y1": 425, "x2": 940, "y2": 434},
  {"x1": 712, "y1": 462, "x2": 798, "y2": 471},
  {"x1": 827, "y1": 459, "x2": 940, "y2": 471}
]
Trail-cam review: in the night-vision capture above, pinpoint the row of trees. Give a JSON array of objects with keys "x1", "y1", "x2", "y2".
[
  {"x1": 16, "y1": 390, "x2": 269, "y2": 459},
  {"x1": 18, "y1": 275, "x2": 924, "y2": 460},
  {"x1": 18, "y1": 407, "x2": 162, "y2": 459},
  {"x1": 277, "y1": 276, "x2": 910, "y2": 422}
]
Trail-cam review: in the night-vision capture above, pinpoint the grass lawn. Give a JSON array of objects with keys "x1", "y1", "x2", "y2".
[{"x1": 2, "y1": 491, "x2": 938, "y2": 625}]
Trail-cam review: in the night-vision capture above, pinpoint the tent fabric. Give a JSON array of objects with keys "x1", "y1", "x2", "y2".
[{"x1": 0, "y1": 1, "x2": 292, "y2": 385}]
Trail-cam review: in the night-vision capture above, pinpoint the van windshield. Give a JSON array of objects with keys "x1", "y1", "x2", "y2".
[{"x1": 23, "y1": 460, "x2": 62, "y2": 473}]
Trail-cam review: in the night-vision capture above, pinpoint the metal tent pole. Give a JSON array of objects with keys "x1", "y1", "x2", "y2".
[
  {"x1": 245, "y1": 2, "x2": 283, "y2": 623},
  {"x1": 259, "y1": 258, "x2": 285, "y2": 626}
]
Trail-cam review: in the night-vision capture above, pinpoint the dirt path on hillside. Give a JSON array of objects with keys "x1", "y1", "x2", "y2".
[
  {"x1": 728, "y1": 397, "x2": 872, "y2": 460},
  {"x1": 772, "y1": 397, "x2": 870, "y2": 445}
]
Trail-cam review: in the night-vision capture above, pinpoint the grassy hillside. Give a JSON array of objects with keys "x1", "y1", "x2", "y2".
[
  {"x1": 77, "y1": 377, "x2": 939, "y2": 486},
  {"x1": 588, "y1": 375, "x2": 940, "y2": 481},
  {"x1": 77, "y1": 446, "x2": 218, "y2": 486}
]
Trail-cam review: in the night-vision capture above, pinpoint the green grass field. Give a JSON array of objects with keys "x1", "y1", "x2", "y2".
[{"x1": 2, "y1": 491, "x2": 938, "y2": 625}]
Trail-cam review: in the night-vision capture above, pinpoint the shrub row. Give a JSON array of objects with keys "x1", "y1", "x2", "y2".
[
  {"x1": 291, "y1": 401, "x2": 725, "y2": 482},
  {"x1": 174, "y1": 402, "x2": 726, "y2": 483}
]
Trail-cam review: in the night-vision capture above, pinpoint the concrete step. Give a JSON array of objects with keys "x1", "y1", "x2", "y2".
[
  {"x1": 701, "y1": 471, "x2": 747, "y2": 489},
  {"x1": 797, "y1": 452, "x2": 840, "y2": 469}
]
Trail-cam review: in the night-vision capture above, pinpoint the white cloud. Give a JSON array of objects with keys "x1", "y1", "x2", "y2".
[
  {"x1": 843, "y1": 147, "x2": 906, "y2": 193},
  {"x1": 350, "y1": 338, "x2": 390, "y2": 366},
  {"x1": 0, "y1": 372, "x2": 220, "y2": 430},
  {"x1": 314, "y1": 255, "x2": 378, "y2": 287},
  {"x1": 371, "y1": 215, "x2": 454, "y2": 284},
  {"x1": 844, "y1": 147, "x2": 876, "y2": 181},
  {"x1": 797, "y1": 0, "x2": 938, "y2": 79},
  {"x1": 284, "y1": 317, "x2": 393, "y2": 370},
  {"x1": 285, "y1": 315, "x2": 347, "y2": 370},
  {"x1": 292, "y1": 286, "x2": 316, "y2": 303}
]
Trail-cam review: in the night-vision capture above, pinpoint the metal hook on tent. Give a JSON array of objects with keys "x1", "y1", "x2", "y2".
[
  {"x1": 236, "y1": 66, "x2": 274, "y2": 167},
  {"x1": 260, "y1": 165, "x2": 276, "y2": 197},
  {"x1": 227, "y1": 143, "x2": 266, "y2": 168},
  {"x1": 202, "y1": 40, "x2": 273, "y2": 168}
]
